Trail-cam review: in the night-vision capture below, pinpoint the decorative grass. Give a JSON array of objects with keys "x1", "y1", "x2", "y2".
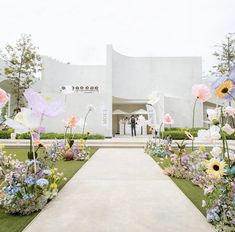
[
  {"x1": 152, "y1": 155, "x2": 206, "y2": 216},
  {"x1": 0, "y1": 147, "x2": 97, "y2": 232}
]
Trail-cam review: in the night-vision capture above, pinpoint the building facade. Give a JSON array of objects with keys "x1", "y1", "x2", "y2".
[{"x1": 0, "y1": 45, "x2": 204, "y2": 136}]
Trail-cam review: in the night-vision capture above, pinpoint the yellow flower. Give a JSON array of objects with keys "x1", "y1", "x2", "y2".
[
  {"x1": 53, "y1": 175, "x2": 60, "y2": 181},
  {"x1": 214, "y1": 80, "x2": 233, "y2": 98},
  {"x1": 206, "y1": 158, "x2": 226, "y2": 178},
  {"x1": 50, "y1": 183, "x2": 58, "y2": 189}
]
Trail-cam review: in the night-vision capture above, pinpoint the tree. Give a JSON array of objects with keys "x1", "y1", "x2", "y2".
[
  {"x1": 211, "y1": 33, "x2": 235, "y2": 76},
  {"x1": 0, "y1": 34, "x2": 42, "y2": 115}
]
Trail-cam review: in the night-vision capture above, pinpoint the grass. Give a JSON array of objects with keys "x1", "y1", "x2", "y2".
[
  {"x1": 151, "y1": 154, "x2": 206, "y2": 216},
  {"x1": 0, "y1": 147, "x2": 97, "y2": 232}
]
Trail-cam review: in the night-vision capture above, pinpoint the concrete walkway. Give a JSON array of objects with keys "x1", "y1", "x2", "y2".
[{"x1": 24, "y1": 149, "x2": 215, "y2": 232}]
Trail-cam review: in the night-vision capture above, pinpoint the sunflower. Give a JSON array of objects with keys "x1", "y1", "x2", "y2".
[
  {"x1": 206, "y1": 158, "x2": 226, "y2": 178},
  {"x1": 214, "y1": 80, "x2": 234, "y2": 98}
]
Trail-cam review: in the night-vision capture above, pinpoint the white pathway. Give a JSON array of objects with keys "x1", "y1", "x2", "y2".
[{"x1": 24, "y1": 149, "x2": 215, "y2": 232}]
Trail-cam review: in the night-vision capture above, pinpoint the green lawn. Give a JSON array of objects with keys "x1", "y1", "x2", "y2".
[
  {"x1": 152, "y1": 156, "x2": 206, "y2": 216},
  {"x1": 0, "y1": 147, "x2": 97, "y2": 232}
]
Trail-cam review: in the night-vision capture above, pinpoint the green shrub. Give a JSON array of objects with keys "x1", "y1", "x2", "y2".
[
  {"x1": 0, "y1": 129, "x2": 14, "y2": 139},
  {"x1": 162, "y1": 128, "x2": 235, "y2": 140},
  {"x1": 15, "y1": 133, "x2": 105, "y2": 140}
]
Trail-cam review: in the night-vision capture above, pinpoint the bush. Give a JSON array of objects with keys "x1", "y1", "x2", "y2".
[
  {"x1": 0, "y1": 129, "x2": 14, "y2": 139},
  {"x1": 162, "y1": 128, "x2": 235, "y2": 140},
  {"x1": 15, "y1": 133, "x2": 104, "y2": 140}
]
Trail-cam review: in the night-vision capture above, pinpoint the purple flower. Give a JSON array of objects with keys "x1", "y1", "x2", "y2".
[
  {"x1": 37, "y1": 127, "x2": 46, "y2": 134},
  {"x1": 24, "y1": 89, "x2": 64, "y2": 118}
]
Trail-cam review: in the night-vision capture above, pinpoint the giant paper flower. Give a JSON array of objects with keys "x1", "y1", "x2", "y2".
[
  {"x1": 195, "y1": 126, "x2": 221, "y2": 143},
  {"x1": 207, "y1": 108, "x2": 220, "y2": 123},
  {"x1": 5, "y1": 108, "x2": 41, "y2": 134},
  {"x1": 0, "y1": 88, "x2": 8, "y2": 108},
  {"x1": 64, "y1": 116, "x2": 79, "y2": 129},
  {"x1": 163, "y1": 114, "x2": 174, "y2": 125},
  {"x1": 24, "y1": 89, "x2": 64, "y2": 118},
  {"x1": 206, "y1": 158, "x2": 226, "y2": 179},
  {"x1": 192, "y1": 84, "x2": 211, "y2": 102},
  {"x1": 211, "y1": 75, "x2": 235, "y2": 101}
]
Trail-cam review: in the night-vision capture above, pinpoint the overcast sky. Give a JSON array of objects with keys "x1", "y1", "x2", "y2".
[{"x1": 0, "y1": 0, "x2": 234, "y2": 74}]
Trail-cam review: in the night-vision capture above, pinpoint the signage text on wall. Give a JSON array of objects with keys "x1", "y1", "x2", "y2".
[{"x1": 60, "y1": 85, "x2": 99, "y2": 94}]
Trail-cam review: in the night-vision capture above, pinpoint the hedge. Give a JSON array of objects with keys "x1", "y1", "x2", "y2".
[
  {"x1": 17, "y1": 133, "x2": 105, "y2": 140},
  {"x1": 0, "y1": 130, "x2": 104, "y2": 140},
  {"x1": 0, "y1": 130, "x2": 13, "y2": 139},
  {"x1": 161, "y1": 129, "x2": 235, "y2": 140}
]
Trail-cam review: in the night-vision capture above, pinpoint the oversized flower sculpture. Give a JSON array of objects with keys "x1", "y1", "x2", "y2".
[
  {"x1": 5, "y1": 89, "x2": 65, "y2": 171},
  {"x1": 158, "y1": 113, "x2": 174, "y2": 143},
  {"x1": 0, "y1": 88, "x2": 66, "y2": 216},
  {"x1": 191, "y1": 84, "x2": 211, "y2": 150},
  {"x1": 24, "y1": 88, "x2": 64, "y2": 119},
  {"x1": 211, "y1": 68, "x2": 235, "y2": 101},
  {"x1": 0, "y1": 88, "x2": 8, "y2": 108}
]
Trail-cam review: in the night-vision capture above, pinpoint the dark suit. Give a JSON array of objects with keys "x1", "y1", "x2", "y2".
[{"x1": 131, "y1": 117, "x2": 136, "y2": 136}]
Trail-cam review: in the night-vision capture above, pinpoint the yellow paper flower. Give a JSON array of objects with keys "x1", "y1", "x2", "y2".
[
  {"x1": 214, "y1": 80, "x2": 233, "y2": 98},
  {"x1": 206, "y1": 158, "x2": 226, "y2": 178}
]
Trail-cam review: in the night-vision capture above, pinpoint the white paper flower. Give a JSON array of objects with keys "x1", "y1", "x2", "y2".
[
  {"x1": 222, "y1": 123, "x2": 235, "y2": 135},
  {"x1": 5, "y1": 108, "x2": 41, "y2": 134},
  {"x1": 87, "y1": 104, "x2": 95, "y2": 111},
  {"x1": 207, "y1": 108, "x2": 220, "y2": 122},
  {"x1": 210, "y1": 147, "x2": 222, "y2": 158},
  {"x1": 195, "y1": 126, "x2": 221, "y2": 143}
]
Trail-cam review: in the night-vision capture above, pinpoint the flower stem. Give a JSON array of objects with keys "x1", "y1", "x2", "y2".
[
  {"x1": 228, "y1": 92, "x2": 235, "y2": 102},
  {"x1": 82, "y1": 110, "x2": 90, "y2": 136},
  {"x1": 192, "y1": 98, "x2": 198, "y2": 151},
  {"x1": 159, "y1": 122, "x2": 163, "y2": 143},
  {"x1": 30, "y1": 132, "x2": 37, "y2": 174}
]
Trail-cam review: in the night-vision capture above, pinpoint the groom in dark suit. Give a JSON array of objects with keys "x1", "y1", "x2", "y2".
[{"x1": 131, "y1": 115, "x2": 136, "y2": 136}]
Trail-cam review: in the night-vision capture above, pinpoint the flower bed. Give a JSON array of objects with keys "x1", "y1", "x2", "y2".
[
  {"x1": 0, "y1": 147, "x2": 97, "y2": 232},
  {"x1": 145, "y1": 71, "x2": 235, "y2": 231}
]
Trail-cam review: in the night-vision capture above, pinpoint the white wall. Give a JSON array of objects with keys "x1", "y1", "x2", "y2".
[
  {"x1": 110, "y1": 45, "x2": 203, "y2": 127},
  {"x1": 33, "y1": 56, "x2": 112, "y2": 136}
]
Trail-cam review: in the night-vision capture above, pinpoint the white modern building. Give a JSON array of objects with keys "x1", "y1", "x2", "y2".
[{"x1": 0, "y1": 45, "x2": 205, "y2": 137}]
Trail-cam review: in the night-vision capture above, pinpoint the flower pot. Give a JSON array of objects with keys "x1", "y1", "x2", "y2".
[
  {"x1": 64, "y1": 149, "x2": 74, "y2": 161},
  {"x1": 27, "y1": 151, "x2": 38, "y2": 160}
]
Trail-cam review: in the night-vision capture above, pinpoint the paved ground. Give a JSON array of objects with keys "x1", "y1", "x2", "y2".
[{"x1": 24, "y1": 148, "x2": 215, "y2": 232}]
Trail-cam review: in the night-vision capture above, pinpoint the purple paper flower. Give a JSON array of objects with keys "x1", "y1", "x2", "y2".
[{"x1": 24, "y1": 89, "x2": 64, "y2": 118}]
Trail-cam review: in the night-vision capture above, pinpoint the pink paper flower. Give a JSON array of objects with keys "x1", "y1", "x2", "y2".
[
  {"x1": 0, "y1": 88, "x2": 8, "y2": 108},
  {"x1": 65, "y1": 116, "x2": 79, "y2": 129},
  {"x1": 163, "y1": 114, "x2": 174, "y2": 125},
  {"x1": 192, "y1": 84, "x2": 210, "y2": 102}
]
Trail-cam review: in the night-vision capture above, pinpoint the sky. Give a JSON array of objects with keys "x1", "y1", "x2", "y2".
[{"x1": 0, "y1": 0, "x2": 234, "y2": 75}]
